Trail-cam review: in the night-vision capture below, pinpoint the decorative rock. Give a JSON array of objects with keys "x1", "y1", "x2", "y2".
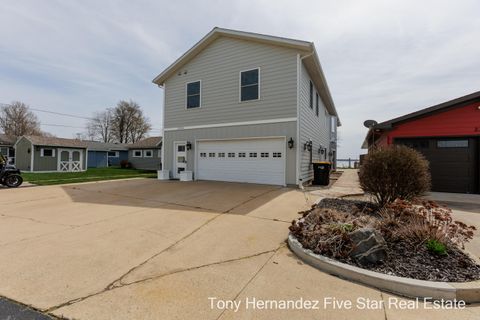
[{"x1": 349, "y1": 228, "x2": 387, "y2": 265}]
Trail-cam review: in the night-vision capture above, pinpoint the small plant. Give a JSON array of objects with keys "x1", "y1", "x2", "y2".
[
  {"x1": 426, "y1": 239, "x2": 447, "y2": 256},
  {"x1": 359, "y1": 145, "x2": 431, "y2": 206}
]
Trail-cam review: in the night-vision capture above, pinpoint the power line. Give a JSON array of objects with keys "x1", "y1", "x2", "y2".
[{"x1": 1, "y1": 102, "x2": 163, "y2": 131}]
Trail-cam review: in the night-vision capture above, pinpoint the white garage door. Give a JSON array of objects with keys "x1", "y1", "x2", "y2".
[{"x1": 197, "y1": 138, "x2": 286, "y2": 185}]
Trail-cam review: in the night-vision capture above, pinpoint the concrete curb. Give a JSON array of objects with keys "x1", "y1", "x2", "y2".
[{"x1": 288, "y1": 234, "x2": 480, "y2": 303}]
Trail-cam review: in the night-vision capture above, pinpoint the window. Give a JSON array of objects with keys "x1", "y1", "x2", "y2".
[
  {"x1": 41, "y1": 148, "x2": 55, "y2": 157},
  {"x1": 228, "y1": 152, "x2": 235, "y2": 158},
  {"x1": 309, "y1": 81, "x2": 313, "y2": 109},
  {"x1": 437, "y1": 140, "x2": 469, "y2": 148},
  {"x1": 315, "y1": 93, "x2": 319, "y2": 116},
  {"x1": 218, "y1": 152, "x2": 225, "y2": 158},
  {"x1": 133, "y1": 150, "x2": 142, "y2": 157},
  {"x1": 177, "y1": 145, "x2": 186, "y2": 152},
  {"x1": 186, "y1": 81, "x2": 201, "y2": 108},
  {"x1": 240, "y1": 68, "x2": 259, "y2": 101},
  {"x1": 108, "y1": 151, "x2": 119, "y2": 157},
  {"x1": 144, "y1": 150, "x2": 153, "y2": 157},
  {"x1": 249, "y1": 152, "x2": 257, "y2": 158},
  {"x1": 200, "y1": 152, "x2": 207, "y2": 157},
  {"x1": 209, "y1": 152, "x2": 215, "y2": 157},
  {"x1": 273, "y1": 152, "x2": 282, "y2": 158},
  {"x1": 261, "y1": 152, "x2": 269, "y2": 158},
  {"x1": 238, "y1": 152, "x2": 246, "y2": 158}
]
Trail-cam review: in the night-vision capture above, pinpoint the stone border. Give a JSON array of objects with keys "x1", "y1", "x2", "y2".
[{"x1": 288, "y1": 234, "x2": 480, "y2": 303}]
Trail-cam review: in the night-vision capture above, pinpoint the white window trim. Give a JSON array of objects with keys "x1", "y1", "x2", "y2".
[
  {"x1": 40, "y1": 148, "x2": 55, "y2": 157},
  {"x1": 239, "y1": 67, "x2": 260, "y2": 103},
  {"x1": 133, "y1": 150, "x2": 142, "y2": 158},
  {"x1": 185, "y1": 80, "x2": 202, "y2": 109},
  {"x1": 108, "y1": 151, "x2": 119, "y2": 157},
  {"x1": 143, "y1": 150, "x2": 153, "y2": 158}
]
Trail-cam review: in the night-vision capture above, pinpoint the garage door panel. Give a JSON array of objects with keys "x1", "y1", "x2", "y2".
[{"x1": 197, "y1": 139, "x2": 285, "y2": 185}]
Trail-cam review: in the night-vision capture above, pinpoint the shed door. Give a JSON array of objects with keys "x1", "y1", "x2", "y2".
[{"x1": 197, "y1": 138, "x2": 286, "y2": 185}]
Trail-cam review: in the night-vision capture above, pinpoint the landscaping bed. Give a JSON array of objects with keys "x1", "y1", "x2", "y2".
[{"x1": 289, "y1": 198, "x2": 480, "y2": 282}]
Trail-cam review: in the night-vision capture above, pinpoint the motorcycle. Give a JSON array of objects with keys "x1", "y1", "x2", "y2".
[{"x1": 0, "y1": 163, "x2": 23, "y2": 188}]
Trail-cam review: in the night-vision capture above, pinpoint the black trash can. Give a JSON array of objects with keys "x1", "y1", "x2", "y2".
[{"x1": 313, "y1": 162, "x2": 331, "y2": 185}]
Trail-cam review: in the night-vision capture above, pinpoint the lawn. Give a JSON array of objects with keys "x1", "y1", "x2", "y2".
[{"x1": 22, "y1": 167, "x2": 157, "y2": 186}]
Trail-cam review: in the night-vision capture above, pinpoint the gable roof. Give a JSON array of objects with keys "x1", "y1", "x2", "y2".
[
  {"x1": 22, "y1": 135, "x2": 87, "y2": 148},
  {"x1": 0, "y1": 134, "x2": 15, "y2": 146},
  {"x1": 361, "y1": 90, "x2": 480, "y2": 149},
  {"x1": 152, "y1": 27, "x2": 340, "y2": 123},
  {"x1": 374, "y1": 90, "x2": 480, "y2": 129},
  {"x1": 128, "y1": 136, "x2": 162, "y2": 149},
  {"x1": 83, "y1": 141, "x2": 129, "y2": 151}
]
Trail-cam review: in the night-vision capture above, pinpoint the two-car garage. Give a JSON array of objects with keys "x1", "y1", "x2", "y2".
[{"x1": 196, "y1": 138, "x2": 286, "y2": 185}]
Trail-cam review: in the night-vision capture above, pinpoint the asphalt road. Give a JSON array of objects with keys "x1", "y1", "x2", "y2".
[{"x1": 0, "y1": 297, "x2": 54, "y2": 320}]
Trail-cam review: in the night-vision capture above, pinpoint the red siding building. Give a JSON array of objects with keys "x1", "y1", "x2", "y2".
[{"x1": 363, "y1": 91, "x2": 480, "y2": 194}]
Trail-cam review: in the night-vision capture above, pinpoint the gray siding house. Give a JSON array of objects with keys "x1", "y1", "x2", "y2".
[
  {"x1": 153, "y1": 28, "x2": 340, "y2": 186},
  {"x1": 128, "y1": 136, "x2": 162, "y2": 170},
  {"x1": 14, "y1": 136, "x2": 87, "y2": 172},
  {"x1": 84, "y1": 141, "x2": 129, "y2": 168},
  {"x1": 0, "y1": 134, "x2": 15, "y2": 165}
]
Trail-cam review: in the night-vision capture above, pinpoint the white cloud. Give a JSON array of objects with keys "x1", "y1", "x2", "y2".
[{"x1": 0, "y1": 0, "x2": 479, "y2": 155}]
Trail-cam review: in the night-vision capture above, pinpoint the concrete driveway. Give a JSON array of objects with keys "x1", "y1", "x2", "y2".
[{"x1": 0, "y1": 179, "x2": 478, "y2": 320}]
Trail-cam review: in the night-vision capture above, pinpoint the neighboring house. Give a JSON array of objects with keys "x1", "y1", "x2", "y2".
[
  {"x1": 0, "y1": 134, "x2": 15, "y2": 165},
  {"x1": 84, "y1": 141, "x2": 128, "y2": 168},
  {"x1": 152, "y1": 27, "x2": 340, "y2": 186},
  {"x1": 128, "y1": 136, "x2": 162, "y2": 170},
  {"x1": 15, "y1": 136, "x2": 87, "y2": 172},
  {"x1": 362, "y1": 91, "x2": 480, "y2": 194}
]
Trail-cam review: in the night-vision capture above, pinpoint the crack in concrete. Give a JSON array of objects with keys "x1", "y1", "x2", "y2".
[
  {"x1": 0, "y1": 213, "x2": 77, "y2": 228},
  {"x1": 45, "y1": 248, "x2": 278, "y2": 314},
  {"x1": 44, "y1": 188, "x2": 284, "y2": 314},
  {"x1": 216, "y1": 244, "x2": 284, "y2": 320}
]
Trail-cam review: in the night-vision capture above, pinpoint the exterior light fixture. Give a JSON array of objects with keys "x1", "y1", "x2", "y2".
[
  {"x1": 288, "y1": 137, "x2": 294, "y2": 149},
  {"x1": 186, "y1": 142, "x2": 192, "y2": 150},
  {"x1": 304, "y1": 140, "x2": 312, "y2": 152}
]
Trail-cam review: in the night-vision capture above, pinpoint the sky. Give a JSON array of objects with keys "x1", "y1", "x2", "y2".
[{"x1": 1, "y1": 0, "x2": 479, "y2": 159}]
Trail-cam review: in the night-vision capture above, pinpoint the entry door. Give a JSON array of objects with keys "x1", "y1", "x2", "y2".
[
  {"x1": 173, "y1": 142, "x2": 187, "y2": 179},
  {"x1": 59, "y1": 149, "x2": 83, "y2": 172}
]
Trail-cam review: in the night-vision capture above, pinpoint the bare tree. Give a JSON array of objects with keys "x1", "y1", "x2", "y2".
[
  {"x1": 86, "y1": 109, "x2": 113, "y2": 142},
  {"x1": 111, "y1": 100, "x2": 151, "y2": 143},
  {"x1": 0, "y1": 101, "x2": 42, "y2": 136}
]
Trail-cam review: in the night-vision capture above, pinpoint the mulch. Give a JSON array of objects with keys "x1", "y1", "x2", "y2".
[{"x1": 292, "y1": 198, "x2": 480, "y2": 282}]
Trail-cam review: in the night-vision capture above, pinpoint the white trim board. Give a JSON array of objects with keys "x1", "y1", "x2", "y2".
[{"x1": 164, "y1": 117, "x2": 297, "y2": 132}]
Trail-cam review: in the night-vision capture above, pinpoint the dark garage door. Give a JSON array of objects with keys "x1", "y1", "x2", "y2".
[{"x1": 396, "y1": 138, "x2": 478, "y2": 193}]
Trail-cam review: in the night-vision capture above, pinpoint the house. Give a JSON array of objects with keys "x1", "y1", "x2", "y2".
[
  {"x1": 0, "y1": 134, "x2": 15, "y2": 165},
  {"x1": 362, "y1": 91, "x2": 480, "y2": 194},
  {"x1": 84, "y1": 141, "x2": 129, "y2": 168},
  {"x1": 152, "y1": 27, "x2": 340, "y2": 186},
  {"x1": 128, "y1": 136, "x2": 162, "y2": 170},
  {"x1": 15, "y1": 136, "x2": 88, "y2": 172}
]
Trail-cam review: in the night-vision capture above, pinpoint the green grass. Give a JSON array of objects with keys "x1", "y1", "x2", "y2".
[{"x1": 22, "y1": 167, "x2": 157, "y2": 186}]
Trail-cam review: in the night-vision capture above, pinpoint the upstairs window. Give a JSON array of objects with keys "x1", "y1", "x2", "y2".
[
  {"x1": 309, "y1": 81, "x2": 313, "y2": 109},
  {"x1": 186, "y1": 81, "x2": 201, "y2": 109},
  {"x1": 133, "y1": 150, "x2": 142, "y2": 157},
  {"x1": 240, "y1": 68, "x2": 259, "y2": 101},
  {"x1": 315, "y1": 93, "x2": 319, "y2": 116},
  {"x1": 144, "y1": 150, "x2": 153, "y2": 158}
]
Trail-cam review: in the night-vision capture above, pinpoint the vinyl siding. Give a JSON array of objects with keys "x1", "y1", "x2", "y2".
[
  {"x1": 298, "y1": 63, "x2": 332, "y2": 182},
  {"x1": 163, "y1": 121, "x2": 297, "y2": 185},
  {"x1": 128, "y1": 149, "x2": 161, "y2": 170},
  {"x1": 33, "y1": 147, "x2": 87, "y2": 171},
  {"x1": 164, "y1": 36, "x2": 298, "y2": 128}
]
